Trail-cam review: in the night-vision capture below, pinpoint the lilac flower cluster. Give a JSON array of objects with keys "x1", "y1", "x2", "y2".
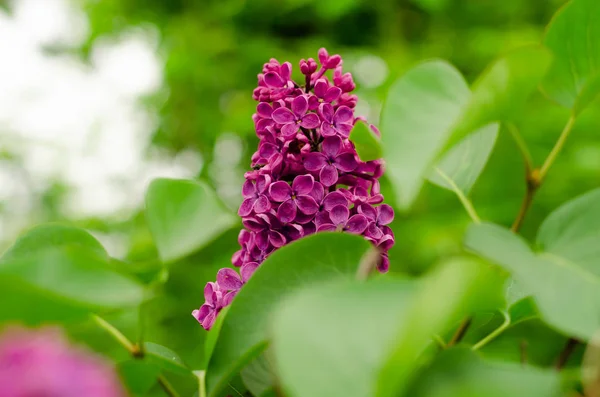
[
  {"x1": 193, "y1": 48, "x2": 395, "y2": 330},
  {"x1": 0, "y1": 326, "x2": 126, "y2": 397}
]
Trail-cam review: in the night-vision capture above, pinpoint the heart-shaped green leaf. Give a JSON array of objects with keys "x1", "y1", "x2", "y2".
[
  {"x1": 541, "y1": 0, "x2": 600, "y2": 114},
  {"x1": 144, "y1": 342, "x2": 192, "y2": 376},
  {"x1": 145, "y1": 178, "x2": 237, "y2": 264},
  {"x1": 206, "y1": 233, "x2": 371, "y2": 396},
  {"x1": 465, "y1": 222, "x2": 600, "y2": 340},
  {"x1": 118, "y1": 360, "x2": 161, "y2": 395},
  {"x1": 376, "y1": 257, "x2": 505, "y2": 397},
  {"x1": 452, "y1": 46, "x2": 551, "y2": 143},
  {"x1": 271, "y1": 277, "x2": 417, "y2": 397},
  {"x1": 406, "y1": 348, "x2": 560, "y2": 397},
  {"x1": 428, "y1": 123, "x2": 499, "y2": 195},
  {"x1": 381, "y1": 60, "x2": 470, "y2": 210},
  {"x1": 349, "y1": 120, "x2": 383, "y2": 162},
  {"x1": 537, "y1": 188, "x2": 600, "y2": 276}
]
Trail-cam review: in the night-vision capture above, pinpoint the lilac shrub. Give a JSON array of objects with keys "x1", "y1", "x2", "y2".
[
  {"x1": 0, "y1": 326, "x2": 126, "y2": 397},
  {"x1": 193, "y1": 48, "x2": 395, "y2": 330}
]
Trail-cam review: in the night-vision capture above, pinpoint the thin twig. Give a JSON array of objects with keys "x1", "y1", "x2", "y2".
[
  {"x1": 555, "y1": 338, "x2": 580, "y2": 370},
  {"x1": 539, "y1": 115, "x2": 576, "y2": 181},
  {"x1": 506, "y1": 123, "x2": 534, "y2": 174},
  {"x1": 472, "y1": 311, "x2": 510, "y2": 351},
  {"x1": 434, "y1": 167, "x2": 481, "y2": 224},
  {"x1": 520, "y1": 340, "x2": 528, "y2": 366},
  {"x1": 511, "y1": 115, "x2": 576, "y2": 232},
  {"x1": 91, "y1": 314, "x2": 180, "y2": 397},
  {"x1": 447, "y1": 317, "x2": 472, "y2": 348},
  {"x1": 355, "y1": 247, "x2": 381, "y2": 281}
]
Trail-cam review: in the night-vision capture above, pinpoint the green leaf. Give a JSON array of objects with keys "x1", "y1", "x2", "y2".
[
  {"x1": 118, "y1": 360, "x2": 161, "y2": 395},
  {"x1": 206, "y1": 233, "x2": 372, "y2": 397},
  {"x1": 406, "y1": 348, "x2": 560, "y2": 397},
  {"x1": 0, "y1": 277, "x2": 90, "y2": 324},
  {"x1": 349, "y1": 120, "x2": 383, "y2": 162},
  {"x1": 203, "y1": 306, "x2": 229, "y2": 369},
  {"x1": 145, "y1": 178, "x2": 237, "y2": 264},
  {"x1": 541, "y1": 0, "x2": 600, "y2": 114},
  {"x1": 271, "y1": 278, "x2": 417, "y2": 397},
  {"x1": 144, "y1": 342, "x2": 192, "y2": 376},
  {"x1": 537, "y1": 188, "x2": 600, "y2": 276},
  {"x1": 453, "y1": 45, "x2": 551, "y2": 142},
  {"x1": 508, "y1": 297, "x2": 539, "y2": 325},
  {"x1": 1, "y1": 223, "x2": 108, "y2": 261},
  {"x1": 240, "y1": 353, "x2": 276, "y2": 397},
  {"x1": 376, "y1": 257, "x2": 506, "y2": 397},
  {"x1": 381, "y1": 60, "x2": 470, "y2": 209},
  {"x1": 0, "y1": 247, "x2": 144, "y2": 309},
  {"x1": 465, "y1": 222, "x2": 600, "y2": 340},
  {"x1": 428, "y1": 123, "x2": 499, "y2": 194}
]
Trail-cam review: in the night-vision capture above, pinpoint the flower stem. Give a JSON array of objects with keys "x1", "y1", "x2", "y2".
[
  {"x1": 194, "y1": 371, "x2": 207, "y2": 397},
  {"x1": 355, "y1": 247, "x2": 380, "y2": 281},
  {"x1": 506, "y1": 123, "x2": 533, "y2": 174},
  {"x1": 511, "y1": 115, "x2": 576, "y2": 232},
  {"x1": 434, "y1": 167, "x2": 481, "y2": 224},
  {"x1": 91, "y1": 314, "x2": 180, "y2": 397},
  {"x1": 447, "y1": 317, "x2": 472, "y2": 348},
  {"x1": 539, "y1": 115, "x2": 576, "y2": 182},
  {"x1": 472, "y1": 311, "x2": 510, "y2": 351}
]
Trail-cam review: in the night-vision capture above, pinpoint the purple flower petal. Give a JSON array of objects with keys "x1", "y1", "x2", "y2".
[
  {"x1": 193, "y1": 304, "x2": 211, "y2": 323},
  {"x1": 378, "y1": 234, "x2": 395, "y2": 250},
  {"x1": 310, "y1": 181, "x2": 325, "y2": 203},
  {"x1": 291, "y1": 96, "x2": 308, "y2": 117},
  {"x1": 269, "y1": 181, "x2": 292, "y2": 202},
  {"x1": 257, "y1": 102, "x2": 273, "y2": 118},
  {"x1": 300, "y1": 113, "x2": 320, "y2": 129},
  {"x1": 217, "y1": 268, "x2": 243, "y2": 291},
  {"x1": 378, "y1": 254, "x2": 390, "y2": 273},
  {"x1": 204, "y1": 282, "x2": 218, "y2": 305},
  {"x1": 377, "y1": 204, "x2": 394, "y2": 225},
  {"x1": 304, "y1": 152, "x2": 327, "y2": 171},
  {"x1": 336, "y1": 122, "x2": 353, "y2": 138},
  {"x1": 232, "y1": 250, "x2": 244, "y2": 267},
  {"x1": 264, "y1": 72, "x2": 284, "y2": 87},
  {"x1": 241, "y1": 180, "x2": 256, "y2": 198},
  {"x1": 222, "y1": 291, "x2": 237, "y2": 307},
  {"x1": 259, "y1": 142, "x2": 279, "y2": 159},
  {"x1": 241, "y1": 262, "x2": 259, "y2": 283},
  {"x1": 345, "y1": 214, "x2": 368, "y2": 234},
  {"x1": 277, "y1": 199, "x2": 297, "y2": 223},
  {"x1": 272, "y1": 107, "x2": 296, "y2": 124},
  {"x1": 292, "y1": 174, "x2": 314, "y2": 195},
  {"x1": 318, "y1": 103, "x2": 334, "y2": 123},
  {"x1": 295, "y1": 195, "x2": 319, "y2": 214},
  {"x1": 269, "y1": 230, "x2": 286, "y2": 247},
  {"x1": 281, "y1": 122, "x2": 300, "y2": 138},
  {"x1": 334, "y1": 152, "x2": 358, "y2": 172},
  {"x1": 280, "y1": 62, "x2": 292, "y2": 81},
  {"x1": 357, "y1": 204, "x2": 377, "y2": 220},
  {"x1": 238, "y1": 198, "x2": 256, "y2": 217},
  {"x1": 321, "y1": 122, "x2": 337, "y2": 137},
  {"x1": 322, "y1": 136, "x2": 342, "y2": 158},
  {"x1": 253, "y1": 195, "x2": 271, "y2": 213},
  {"x1": 314, "y1": 79, "x2": 328, "y2": 98},
  {"x1": 323, "y1": 191, "x2": 348, "y2": 211},
  {"x1": 294, "y1": 211, "x2": 315, "y2": 224},
  {"x1": 324, "y1": 86, "x2": 342, "y2": 102},
  {"x1": 256, "y1": 175, "x2": 271, "y2": 193},
  {"x1": 202, "y1": 310, "x2": 217, "y2": 330},
  {"x1": 329, "y1": 204, "x2": 349, "y2": 226},
  {"x1": 319, "y1": 164, "x2": 338, "y2": 186},
  {"x1": 364, "y1": 222, "x2": 384, "y2": 240},
  {"x1": 317, "y1": 224, "x2": 337, "y2": 232},
  {"x1": 334, "y1": 106, "x2": 353, "y2": 123},
  {"x1": 315, "y1": 211, "x2": 331, "y2": 227}
]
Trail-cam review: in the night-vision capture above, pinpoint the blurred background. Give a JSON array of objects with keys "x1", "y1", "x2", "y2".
[{"x1": 0, "y1": 0, "x2": 598, "y2": 393}]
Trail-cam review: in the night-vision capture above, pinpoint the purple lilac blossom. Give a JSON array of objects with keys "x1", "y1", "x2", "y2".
[
  {"x1": 0, "y1": 326, "x2": 126, "y2": 397},
  {"x1": 193, "y1": 48, "x2": 396, "y2": 330}
]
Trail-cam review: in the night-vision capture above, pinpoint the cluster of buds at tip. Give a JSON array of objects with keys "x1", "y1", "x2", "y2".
[{"x1": 193, "y1": 48, "x2": 395, "y2": 330}]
